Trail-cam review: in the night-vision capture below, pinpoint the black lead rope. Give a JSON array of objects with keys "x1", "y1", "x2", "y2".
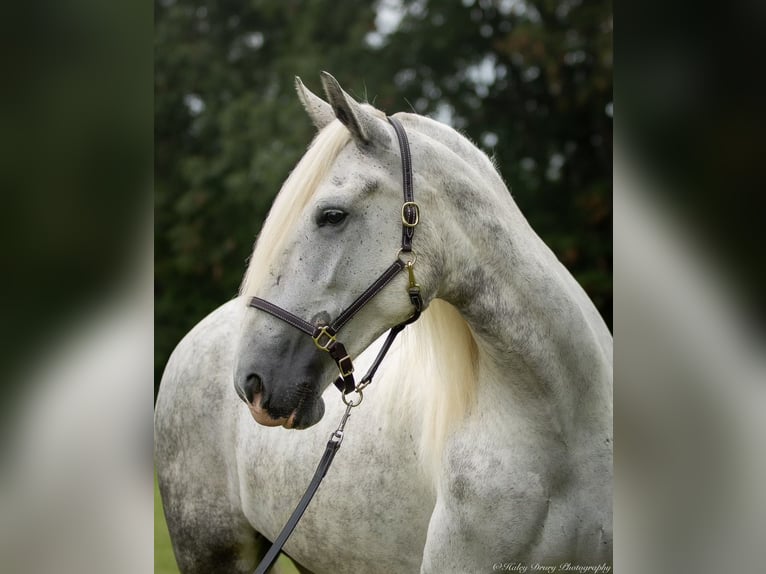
[
  {"x1": 251, "y1": 116, "x2": 420, "y2": 574},
  {"x1": 253, "y1": 405, "x2": 350, "y2": 574}
]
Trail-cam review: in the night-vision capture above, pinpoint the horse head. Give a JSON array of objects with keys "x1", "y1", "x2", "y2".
[{"x1": 234, "y1": 73, "x2": 440, "y2": 429}]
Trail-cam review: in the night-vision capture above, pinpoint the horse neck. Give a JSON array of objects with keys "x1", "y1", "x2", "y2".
[{"x1": 428, "y1": 145, "x2": 612, "y2": 444}]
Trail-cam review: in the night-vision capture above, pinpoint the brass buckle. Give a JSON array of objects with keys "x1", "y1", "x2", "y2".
[
  {"x1": 337, "y1": 355, "x2": 354, "y2": 378},
  {"x1": 401, "y1": 201, "x2": 420, "y2": 228},
  {"x1": 313, "y1": 326, "x2": 336, "y2": 351}
]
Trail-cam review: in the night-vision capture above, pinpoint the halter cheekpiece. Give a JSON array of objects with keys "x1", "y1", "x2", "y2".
[
  {"x1": 249, "y1": 116, "x2": 422, "y2": 574},
  {"x1": 248, "y1": 116, "x2": 423, "y2": 398}
]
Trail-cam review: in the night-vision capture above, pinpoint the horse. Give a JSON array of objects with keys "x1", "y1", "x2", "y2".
[{"x1": 155, "y1": 72, "x2": 613, "y2": 574}]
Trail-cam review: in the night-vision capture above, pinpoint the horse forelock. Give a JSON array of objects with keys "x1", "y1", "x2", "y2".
[{"x1": 240, "y1": 121, "x2": 352, "y2": 297}]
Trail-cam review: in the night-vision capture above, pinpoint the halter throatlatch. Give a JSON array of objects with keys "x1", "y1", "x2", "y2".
[{"x1": 248, "y1": 116, "x2": 423, "y2": 396}]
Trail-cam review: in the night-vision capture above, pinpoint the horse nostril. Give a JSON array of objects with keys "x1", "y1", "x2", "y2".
[{"x1": 244, "y1": 373, "x2": 263, "y2": 404}]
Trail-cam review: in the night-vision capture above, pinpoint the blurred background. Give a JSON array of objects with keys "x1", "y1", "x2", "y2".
[{"x1": 155, "y1": 0, "x2": 614, "y2": 396}]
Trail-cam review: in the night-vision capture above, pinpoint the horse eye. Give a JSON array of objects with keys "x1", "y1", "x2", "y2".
[{"x1": 318, "y1": 209, "x2": 348, "y2": 227}]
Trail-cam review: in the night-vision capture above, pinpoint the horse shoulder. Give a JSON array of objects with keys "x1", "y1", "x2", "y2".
[{"x1": 421, "y1": 404, "x2": 608, "y2": 571}]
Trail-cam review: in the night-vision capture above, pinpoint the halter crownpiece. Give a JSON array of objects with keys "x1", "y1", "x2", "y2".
[{"x1": 248, "y1": 116, "x2": 423, "y2": 396}]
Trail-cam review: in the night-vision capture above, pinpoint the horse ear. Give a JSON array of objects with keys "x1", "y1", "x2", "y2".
[
  {"x1": 320, "y1": 71, "x2": 389, "y2": 147},
  {"x1": 295, "y1": 76, "x2": 334, "y2": 130}
]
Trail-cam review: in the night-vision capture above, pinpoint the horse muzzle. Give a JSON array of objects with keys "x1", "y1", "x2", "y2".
[
  {"x1": 247, "y1": 399, "x2": 293, "y2": 428},
  {"x1": 235, "y1": 372, "x2": 326, "y2": 429}
]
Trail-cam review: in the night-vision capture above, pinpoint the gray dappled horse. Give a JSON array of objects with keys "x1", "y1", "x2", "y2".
[{"x1": 155, "y1": 73, "x2": 612, "y2": 573}]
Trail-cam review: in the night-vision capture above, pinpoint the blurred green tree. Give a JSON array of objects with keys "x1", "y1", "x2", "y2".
[{"x1": 155, "y1": 0, "x2": 612, "y2": 394}]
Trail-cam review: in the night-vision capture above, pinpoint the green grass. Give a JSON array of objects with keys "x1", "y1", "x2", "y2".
[{"x1": 155, "y1": 474, "x2": 180, "y2": 574}]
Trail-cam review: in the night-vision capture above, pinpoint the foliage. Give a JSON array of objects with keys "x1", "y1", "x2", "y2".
[{"x1": 155, "y1": 0, "x2": 612, "y2": 394}]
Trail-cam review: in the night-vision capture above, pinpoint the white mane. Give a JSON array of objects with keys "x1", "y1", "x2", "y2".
[{"x1": 376, "y1": 299, "x2": 478, "y2": 483}]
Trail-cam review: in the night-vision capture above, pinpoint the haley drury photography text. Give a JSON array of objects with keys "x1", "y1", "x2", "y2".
[{"x1": 493, "y1": 562, "x2": 612, "y2": 573}]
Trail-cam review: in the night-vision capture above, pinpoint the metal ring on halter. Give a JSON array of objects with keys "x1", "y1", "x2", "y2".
[
  {"x1": 396, "y1": 248, "x2": 417, "y2": 266},
  {"x1": 341, "y1": 388, "x2": 364, "y2": 407}
]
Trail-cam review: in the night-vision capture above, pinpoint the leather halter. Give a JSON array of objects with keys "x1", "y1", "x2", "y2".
[{"x1": 248, "y1": 116, "x2": 423, "y2": 396}]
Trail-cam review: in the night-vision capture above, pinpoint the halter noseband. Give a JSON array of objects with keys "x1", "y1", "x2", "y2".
[{"x1": 248, "y1": 116, "x2": 423, "y2": 396}]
